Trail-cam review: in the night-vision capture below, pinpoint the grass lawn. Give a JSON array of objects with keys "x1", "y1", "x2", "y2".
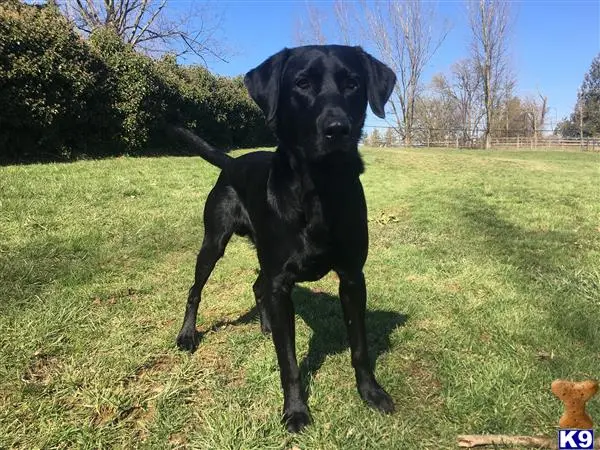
[{"x1": 1, "y1": 148, "x2": 598, "y2": 449}]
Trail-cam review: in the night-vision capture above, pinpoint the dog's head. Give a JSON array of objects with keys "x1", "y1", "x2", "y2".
[{"x1": 244, "y1": 45, "x2": 396, "y2": 160}]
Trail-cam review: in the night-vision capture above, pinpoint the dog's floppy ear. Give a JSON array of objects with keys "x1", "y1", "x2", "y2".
[
  {"x1": 244, "y1": 48, "x2": 290, "y2": 124},
  {"x1": 357, "y1": 48, "x2": 396, "y2": 119}
]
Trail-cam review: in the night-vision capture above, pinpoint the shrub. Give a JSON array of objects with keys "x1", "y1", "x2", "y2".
[
  {"x1": 153, "y1": 62, "x2": 275, "y2": 150},
  {"x1": 0, "y1": 2, "x2": 274, "y2": 163},
  {"x1": 0, "y1": 2, "x2": 110, "y2": 161},
  {"x1": 88, "y1": 27, "x2": 170, "y2": 155}
]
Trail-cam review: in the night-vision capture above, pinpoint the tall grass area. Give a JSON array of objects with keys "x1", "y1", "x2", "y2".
[{"x1": 1, "y1": 148, "x2": 598, "y2": 449}]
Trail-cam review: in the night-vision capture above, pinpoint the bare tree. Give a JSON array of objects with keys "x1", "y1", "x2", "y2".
[
  {"x1": 384, "y1": 127, "x2": 397, "y2": 147},
  {"x1": 468, "y1": 0, "x2": 514, "y2": 149},
  {"x1": 296, "y1": 1, "x2": 449, "y2": 146},
  {"x1": 498, "y1": 95, "x2": 524, "y2": 137},
  {"x1": 362, "y1": 1, "x2": 449, "y2": 145},
  {"x1": 294, "y1": 1, "x2": 353, "y2": 46},
  {"x1": 368, "y1": 128, "x2": 383, "y2": 147},
  {"x1": 430, "y1": 58, "x2": 485, "y2": 144},
  {"x1": 523, "y1": 92, "x2": 548, "y2": 143},
  {"x1": 452, "y1": 59, "x2": 486, "y2": 142},
  {"x1": 294, "y1": 3, "x2": 327, "y2": 46},
  {"x1": 62, "y1": 0, "x2": 226, "y2": 62},
  {"x1": 415, "y1": 94, "x2": 457, "y2": 144},
  {"x1": 332, "y1": 0, "x2": 352, "y2": 45}
]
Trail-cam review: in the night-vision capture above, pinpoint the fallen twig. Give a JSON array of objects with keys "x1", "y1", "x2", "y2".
[
  {"x1": 458, "y1": 434, "x2": 550, "y2": 448},
  {"x1": 458, "y1": 434, "x2": 600, "y2": 448}
]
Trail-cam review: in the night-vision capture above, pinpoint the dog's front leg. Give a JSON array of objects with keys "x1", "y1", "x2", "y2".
[
  {"x1": 266, "y1": 275, "x2": 311, "y2": 433},
  {"x1": 338, "y1": 270, "x2": 395, "y2": 414}
]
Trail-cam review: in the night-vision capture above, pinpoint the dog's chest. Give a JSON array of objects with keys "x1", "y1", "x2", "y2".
[
  {"x1": 291, "y1": 223, "x2": 331, "y2": 281},
  {"x1": 288, "y1": 195, "x2": 340, "y2": 280},
  {"x1": 268, "y1": 171, "x2": 368, "y2": 281}
]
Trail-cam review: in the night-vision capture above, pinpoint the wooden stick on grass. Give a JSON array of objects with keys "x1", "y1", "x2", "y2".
[
  {"x1": 458, "y1": 434, "x2": 600, "y2": 448},
  {"x1": 458, "y1": 435, "x2": 550, "y2": 448}
]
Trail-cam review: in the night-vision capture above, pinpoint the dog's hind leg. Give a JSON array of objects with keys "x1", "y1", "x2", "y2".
[
  {"x1": 176, "y1": 187, "x2": 235, "y2": 352},
  {"x1": 252, "y1": 271, "x2": 272, "y2": 334}
]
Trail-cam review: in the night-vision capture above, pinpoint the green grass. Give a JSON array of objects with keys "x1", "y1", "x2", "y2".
[{"x1": 1, "y1": 148, "x2": 598, "y2": 449}]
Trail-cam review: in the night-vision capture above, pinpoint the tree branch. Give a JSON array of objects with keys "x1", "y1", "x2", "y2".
[{"x1": 130, "y1": 0, "x2": 165, "y2": 46}]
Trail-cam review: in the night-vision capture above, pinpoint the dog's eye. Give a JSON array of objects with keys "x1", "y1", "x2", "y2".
[
  {"x1": 344, "y1": 79, "x2": 359, "y2": 92},
  {"x1": 295, "y1": 78, "x2": 311, "y2": 90}
]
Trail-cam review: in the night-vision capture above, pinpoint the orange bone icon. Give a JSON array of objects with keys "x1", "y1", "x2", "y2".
[{"x1": 551, "y1": 379, "x2": 598, "y2": 429}]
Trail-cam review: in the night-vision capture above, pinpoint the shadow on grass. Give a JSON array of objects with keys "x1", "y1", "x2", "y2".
[
  {"x1": 292, "y1": 286, "x2": 407, "y2": 386},
  {"x1": 1, "y1": 225, "x2": 188, "y2": 312},
  {"x1": 456, "y1": 194, "x2": 599, "y2": 350},
  {"x1": 0, "y1": 234, "x2": 103, "y2": 312},
  {"x1": 197, "y1": 285, "x2": 407, "y2": 392}
]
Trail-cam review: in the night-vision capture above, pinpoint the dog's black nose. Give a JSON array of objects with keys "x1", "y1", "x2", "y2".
[{"x1": 324, "y1": 120, "x2": 350, "y2": 140}]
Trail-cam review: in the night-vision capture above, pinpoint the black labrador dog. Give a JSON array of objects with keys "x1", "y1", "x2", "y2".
[{"x1": 173, "y1": 45, "x2": 396, "y2": 432}]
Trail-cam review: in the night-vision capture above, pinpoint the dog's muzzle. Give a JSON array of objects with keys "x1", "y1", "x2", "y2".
[
  {"x1": 318, "y1": 108, "x2": 352, "y2": 152},
  {"x1": 324, "y1": 119, "x2": 350, "y2": 141}
]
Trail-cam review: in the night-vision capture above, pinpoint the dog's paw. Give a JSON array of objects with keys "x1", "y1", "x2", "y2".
[
  {"x1": 359, "y1": 382, "x2": 395, "y2": 414},
  {"x1": 176, "y1": 328, "x2": 200, "y2": 352},
  {"x1": 282, "y1": 409, "x2": 311, "y2": 433}
]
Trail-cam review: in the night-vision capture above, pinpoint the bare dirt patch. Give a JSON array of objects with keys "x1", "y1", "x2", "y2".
[
  {"x1": 21, "y1": 352, "x2": 62, "y2": 386},
  {"x1": 407, "y1": 359, "x2": 444, "y2": 408}
]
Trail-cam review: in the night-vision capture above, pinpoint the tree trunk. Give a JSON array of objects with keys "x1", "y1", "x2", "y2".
[
  {"x1": 404, "y1": 127, "x2": 412, "y2": 146},
  {"x1": 579, "y1": 102, "x2": 584, "y2": 147},
  {"x1": 404, "y1": 107, "x2": 412, "y2": 146},
  {"x1": 483, "y1": 63, "x2": 492, "y2": 149},
  {"x1": 484, "y1": 129, "x2": 491, "y2": 149}
]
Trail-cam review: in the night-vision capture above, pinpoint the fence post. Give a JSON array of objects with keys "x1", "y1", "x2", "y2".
[
  {"x1": 517, "y1": 136, "x2": 520, "y2": 149},
  {"x1": 456, "y1": 136, "x2": 459, "y2": 149}
]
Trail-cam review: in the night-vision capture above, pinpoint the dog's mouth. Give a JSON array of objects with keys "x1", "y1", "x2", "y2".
[
  {"x1": 319, "y1": 135, "x2": 355, "y2": 154},
  {"x1": 309, "y1": 147, "x2": 365, "y2": 175},
  {"x1": 313, "y1": 141, "x2": 361, "y2": 160}
]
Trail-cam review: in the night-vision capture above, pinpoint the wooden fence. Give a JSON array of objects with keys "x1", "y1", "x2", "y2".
[{"x1": 423, "y1": 136, "x2": 599, "y2": 151}]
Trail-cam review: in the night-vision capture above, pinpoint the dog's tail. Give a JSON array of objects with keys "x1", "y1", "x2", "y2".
[{"x1": 169, "y1": 126, "x2": 232, "y2": 169}]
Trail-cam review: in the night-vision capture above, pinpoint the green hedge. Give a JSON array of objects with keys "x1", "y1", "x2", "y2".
[
  {"x1": 0, "y1": 2, "x2": 274, "y2": 163},
  {"x1": 0, "y1": 2, "x2": 109, "y2": 160}
]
